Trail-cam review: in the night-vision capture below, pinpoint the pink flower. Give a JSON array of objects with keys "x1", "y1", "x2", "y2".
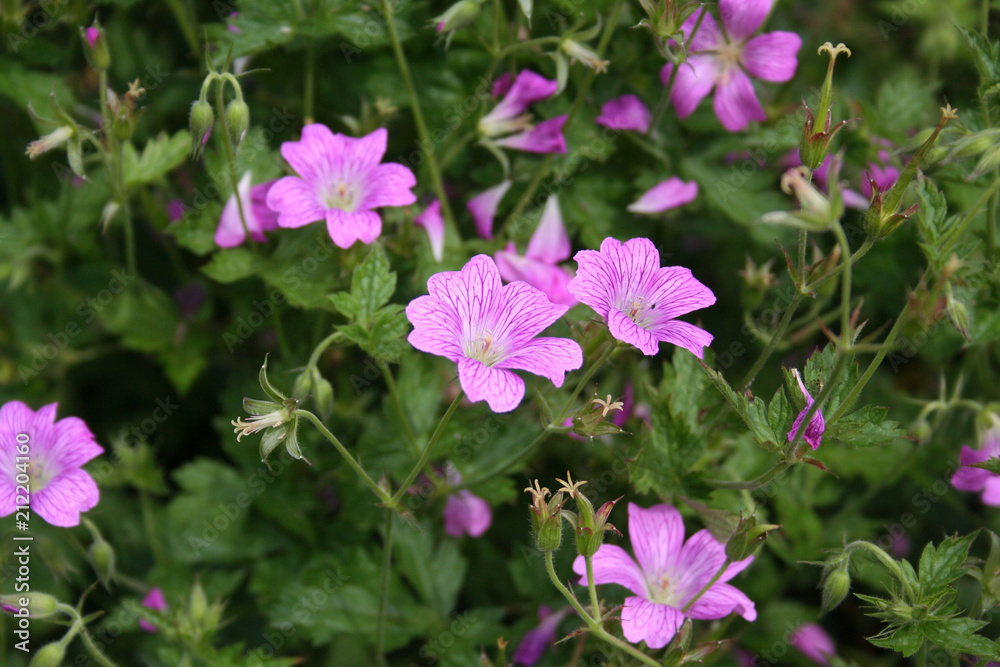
[
  {"x1": 214, "y1": 172, "x2": 280, "y2": 248},
  {"x1": 790, "y1": 623, "x2": 835, "y2": 665},
  {"x1": 860, "y1": 150, "x2": 900, "y2": 199},
  {"x1": 568, "y1": 237, "x2": 716, "y2": 357},
  {"x1": 442, "y1": 464, "x2": 491, "y2": 537},
  {"x1": 480, "y1": 70, "x2": 558, "y2": 137},
  {"x1": 495, "y1": 195, "x2": 576, "y2": 306},
  {"x1": 660, "y1": 0, "x2": 802, "y2": 131},
  {"x1": 573, "y1": 503, "x2": 756, "y2": 649},
  {"x1": 266, "y1": 125, "x2": 417, "y2": 249},
  {"x1": 406, "y1": 255, "x2": 583, "y2": 412},
  {"x1": 139, "y1": 588, "x2": 168, "y2": 633},
  {"x1": 596, "y1": 95, "x2": 651, "y2": 133},
  {"x1": 0, "y1": 401, "x2": 103, "y2": 527},
  {"x1": 787, "y1": 368, "x2": 825, "y2": 450},
  {"x1": 467, "y1": 180, "x2": 512, "y2": 239},
  {"x1": 414, "y1": 200, "x2": 446, "y2": 262},
  {"x1": 628, "y1": 177, "x2": 699, "y2": 214},
  {"x1": 951, "y1": 427, "x2": 1000, "y2": 505},
  {"x1": 493, "y1": 116, "x2": 568, "y2": 154},
  {"x1": 512, "y1": 605, "x2": 572, "y2": 665}
]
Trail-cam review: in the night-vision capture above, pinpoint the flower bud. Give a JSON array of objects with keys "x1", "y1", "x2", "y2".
[
  {"x1": 725, "y1": 515, "x2": 780, "y2": 562},
  {"x1": 557, "y1": 473, "x2": 620, "y2": 557},
  {"x1": 189, "y1": 100, "x2": 214, "y2": 159},
  {"x1": 225, "y1": 99, "x2": 250, "y2": 147},
  {"x1": 432, "y1": 0, "x2": 479, "y2": 34},
  {"x1": 89, "y1": 538, "x2": 116, "y2": 589},
  {"x1": 945, "y1": 289, "x2": 971, "y2": 341},
  {"x1": 189, "y1": 580, "x2": 209, "y2": 624},
  {"x1": 912, "y1": 418, "x2": 932, "y2": 446},
  {"x1": 525, "y1": 480, "x2": 565, "y2": 552},
  {"x1": 820, "y1": 566, "x2": 851, "y2": 615},
  {"x1": 29, "y1": 643, "x2": 65, "y2": 667},
  {"x1": 0, "y1": 592, "x2": 60, "y2": 619},
  {"x1": 81, "y1": 23, "x2": 110, "y2": 70}
]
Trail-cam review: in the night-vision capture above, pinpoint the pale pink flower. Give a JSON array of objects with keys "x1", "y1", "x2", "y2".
[
  {"x1": 951, "y1": 426, "x2": 1000, "y2": 505},
  {"x1": 139, "y1": 588, "x2": 168, "y2": 633},
  {"x1": 266, "y1": 125, "x2": 417, "y2": 249},
  {"x1": 628, "y1": 177, "x2": 699, "y2": 214},
  {"x1": 214, "y1": 172, "x2": 280, "y2": 248},
  {"x1": 660, "y1": 0, "x2": 802, "y2": 131},
  {"x1": 596, "y1": 95, "x2": 651, "y2": 133},
  {"x1": 0, "y1": 401, "x2": 103, "y2": 527},
  {"x1": 790, "y1": 623, "x2": 836, "y2": 665},
  {"x1": 467, "y1": 180, "x2": 512, "y2": 239},
  {"x1": 787, "y1": 368, "x2": 825, "y2": 450},
  {"x1": 414, "y1": 200, "x2": 446, "y2": 262},
  {"x1": 494, "y1": 195, "x2": 575, "y2": 306}
]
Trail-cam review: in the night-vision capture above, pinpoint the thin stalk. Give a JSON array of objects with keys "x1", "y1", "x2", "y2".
[
  {"x1": 705, "y1": 460, "x2": 793, "y2": 490},
  {"x1": 298, "y1": 409, "x2": 390, "y2": 502},
  {"x1": 804, "y1": 238, "x2": 875, "y2": 293},
  {"x1": 647, "y1": 7, "x2": 707, "y2": 131},
  {"x1": 98, "y1": 71, "x2": 137, "y2": 277},
  {"x1": 941, "y1": 175, "x2": 1000, "y2": 256},
  {"x1": 845, "y1": 540, "x2": 917, "y2": 600},
  {"x1": 79, "y1": 625, "x2": 121, "y2": 667},
  {"x1": 380, "y1": 0, "x2": 456, "y2": 229},
  {"x1": 304, "y1": 38, "x2": 316, "y2": 124},
  {"x1": 375, "y1": 511, "x2": 394, "y2": 667},
  {"x1": 830, "y1": 307, "x2": 906, "y2": 422},
  {"x1": 585, "y1": 556, "x2": 602, "y2": 623},
  {"x1": 681, "y1": 558, "x2": 730, "y2": 613},
  {"x1": 982, "y1": 0, "x2": 998, "y2": 259},
  {"x1": 215, "y1": 79, "x2": 252, "y2": 242},
  {"x1": 307, "y1": 331, "x2": 344, "y2": 370},
  {"x1": 387, "y1": 391, "x2": 464, "y2": 507},
  {"x1": 798, "y1": 229, "x2": 808, "y2": 285},
  {"x1": 139, "y1": 491, "x2": 164, "y2": 564},
  {"x1": 831, "y1": 221, "x2": 853, "y2": 344},
  {"x1": 739, "y1": 292, "x2": 803, "y2": 391},
  {"x1": 378, "y1": 359, "x2": 419, "y2": 455}
]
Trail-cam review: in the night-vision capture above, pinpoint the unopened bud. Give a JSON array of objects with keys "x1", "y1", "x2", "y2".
[
  {"x1": 820, "y1": 567, "x2": 851, "y2": 615},
  {"x1": 81, "y1": 23, "x2": 110, "y2": 70},
  {"x1": 0, "y1": 592, "x2": 60, "y2": 619},
  {"x1": 29, "y1": 643, "x2": 65, "y2": 667},
  {"x1": 189, "y1": 580, "x2": 208, "y2": 623},
  {"x1": 226, "y1": 99, "x2": 250, "y2": 147},
  {"x1": 25, "y1": 126, "x2": 74, "y2": 159},
  {"x1": 90, "y1": 539, "x2": 116, "y2": 588},
  {"x1": 946, "y1": 290, "x2": 971, "y2": 341},
  {"x1": 432, "y1": 0, "x2": 479, "y2": 33},
  {"x1": 189, "y1": 100, "x2": 214, "y2": 159},
  {"x1": 525, "y1": 480, "x2": 565, "y2": 552}
]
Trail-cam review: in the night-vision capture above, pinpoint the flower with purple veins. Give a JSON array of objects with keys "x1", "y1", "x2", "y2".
[
  {"x1": 787, "y1": 368, "x2": 825, "y2": 450},
  {"x1": 495, "y1": 195, "x2": 576, "y2": 306},
  {"x1": 266, "y1": 124, "x2": 417, "y2": 249},
  {"x1": 414, "y1": 200, "x2": 446, "y2": 262},
  {"x1": 139, "y1": 588, "x2": 168, "y2": 633},
  {"x1": 0, "y1": 401, "x2": 103, "y2": 527},
  {"x1": 790, "y1": 623, "x2": 836, "y2": 665},
  {"x1": 660, "y1": 0, "x2": 802, "y2": 132},
  {"x1": 572, "y1": 503, "x2": 756, "y2": 649},
  {"x1": 951, "y1": 425, "x2": 1000, "y2": 505},
  {"x1": 568, "y1": 237, "x2": 716, "y2": 357},
  {"x1": 596, "y1": 95, "x2": 651, "y2": 133},
  {"x1": 214, "y1": 172, "x2": 280, "y2": 248},
  {"x1": 628, "y1": 177, "x2": 699, "y2": 214},
  {"x1": 512, "y1": 605, "x2": 572, "y2": 665},
  {"x1": 406, "y1": 255, "x2": 583, "y2": 413},
  {"x1": 467, "y1": 180, "x2": 512, "y2": 239}
]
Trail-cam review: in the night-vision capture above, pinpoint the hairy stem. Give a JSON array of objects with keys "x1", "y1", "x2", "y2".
[
  {"x1": 298, "y1": 409, "x2": 390, "y2": 502},
  {"x1": 375, "y1": 511, "x2": 394, "y2": 667},
  {"x1": 388, "y1": 391, "x2": 464, "y2": 507}
]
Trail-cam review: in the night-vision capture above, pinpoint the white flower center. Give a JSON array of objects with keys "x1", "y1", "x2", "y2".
[
  {"x1": 464, "y1": 330, "x2": 505, "y2": 367},
  {"x1": 321, "y1": 181, "x2": 360, "y2": 212},
  {"x1": 647, "y1": 572, "x2": 683, "y2": 606},
  {"x1": 716, "y1": 38, "x2": 744, "y2": 71},
  {"x1": 619, "y1": 295, "x2": 658, "y2": 329},
  {"x1": 26, "y1": 460, "x2": 55, "y2": 493}
]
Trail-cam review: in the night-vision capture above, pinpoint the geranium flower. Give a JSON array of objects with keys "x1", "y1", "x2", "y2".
[
  {"x1": 139, "y1": 588, "x2": 168, "y2": 633},
  {"x1": 406, "y1": 255, "x2": 583, "y2": 412},
  {"x1": 512, "y1": 605, "x2": 572, "y2": 665},
  {"x1": 0, "y1": 401, "x2": 103, "y2": 527},
  {"x1": 467, "y1": 180, "x2": 512, "y2": 239},
  {"x1": 572, "y1": 503, "x2": 756, "y2": 649},
  {"x1": 214, "y1": 172, "x2": 280, "y2": 248},
  {"x1": 568, "y1": 237, "x2": 716, "y2": 357},
  {"x1": 628, "y1": 177, "x2": 699, "y2": 214},
  {"x1": 442, "y1": 464, "x2": 491, "y2": 537},
  {"x1": 494, "y1": 195, "x2": 576, "y2": 306},
  {"x1": 266, "y1": 124, "x2": 417, "y2": 249},
  {"x1": 414, "y1": 199, "x2": 446, "y2": 262},
  {"x1": 479, "y1": 70, "x2": 567, "y2": 154},
  {"x1": 660, "y1": 0, "x2": 802, "y2": 131},
  {"x1": 951, "y1": 426, "x2": 1000, "y2": 505},
  {"x1": 790, "y1": 623, "x2": 836, "y2": 665},
  {"x1": 596, "y1": 95, "x2": 651, "y2": 133},
  {"x1": 788, "y1": 368, "x2": 825, "y2": 450}
]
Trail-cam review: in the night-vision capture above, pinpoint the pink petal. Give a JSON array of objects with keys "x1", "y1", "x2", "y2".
[
  {"x1": 47, "y1": 414, "x2": 103, "y2": 470},
  {"x1": 249, "y1": 181, "x2": 281, "y2": 232},
  {"x1": 32, "y1": 468, "x2": 100, "y2": 527},
  {"x1": 687, "y1": 581, "x2": 757, "y2": 621},
  {"x1": 143, "y1": 588, "x2": 168, "y2": 611},
  {"x1": 406, "y1": 294, "x2": 464, "y2": 361},
  {"x1": 621, "y1": 597, "x2": 684, "y2": 649},
  {"x1": 493, "y1": 281, "x2": 570, "y2": 348},
  {"x1": 495, "y1": 248, "x2": 576, "y2": 306},
  {"x1": 952, "y1": 446, "x2": 992, "y2": 491},
  {"x1": 443, "y1": 490, "x2": 492, "y2": 537},
  {"x1": 572, "y1": 544, "x2": 648, "y2": 597},
  {"x1": 494, "y1": 116, "x2": 568, "y2": 154},
  {"x1": 467, "y1": 180, "x2": 512, "y2": 240},
  {"x1": 719, "y1": 0, "x2": 773, "y2": 41},
  {"x1": 525, "y1": 196, "x2": 571, "y2": 263},
  {"x1": 497, "y1": 337, "x2": 583, "y2": 387},
  {"x1": 325, "y1": 209, "x2": 382, "y2": 248},
  {"x1": 280, "y1": 123, "x2": 343, "y2": 185},
  {"x1": 791, "y1": 624, "x2": 835, "y2": 665},
  {"x1": 484, "y1": 70, "x2": 558, "y2": 123},
  {"x1": 492, "y1": 72, "x2": 514, "y2": 98},
  {"x1": 663, "y1": 55, "x2": 721, "y2": 119},
  {"x1": 361, "y1": 162, "x2": 418, "y2": 209},
  {"x1": 787, "y1": 370, "x2": 825, "y2": 449},
  {"x1": 742, "y1": 31, "x2": 802, "y2": 83},
  {"x1": 627, "y1": 503, "x2": 685, "y2": 577},
  {"x1": 338, "y1": 127, "x2": 389, "y2": 179},
  {"x1": 457, "y1": 358, "x2": 525, "y2": 412},
  {"x1": 595, "y1": 94, "x2": 651, "y2": 133},
  {"x1": 609, "y1": 308, "x2": 660, "y2": 355},
  {"x1": 647, "y1": 320, "x2": 714, "y2": 359},
  {"x1": 842, "y1": 188, "x2": 870, "y2": 210},
  {"x1": 215, "y1": 172, "x2": 259, "y2": 248},
  {"x1": 414, "y1": 200, "x2": 446, "y2": 262},
  {"x1": 266, "y1": 177, "x2": 326, "y2": 229},
  {"x1": 627, "y1": 177, "x2": 699, "y2": 214},
  {"x1": 982, "y1": 477, "x2": 1000, "y2": 506},
  {"x1": 647, "y1": 266, "x2": 717, "y2": 320},
  {"x1": 713, "y1": 67, "x2": 766, "y2": 132},
  {"x1": 678, "y1": 8, "x2": 722, "y2": 51},
  {"x1": 860, "y1": 163, "x2": 900, "y2": 198}
]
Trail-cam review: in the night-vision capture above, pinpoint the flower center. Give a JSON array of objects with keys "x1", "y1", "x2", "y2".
[
  {"x1": 321, "y1": 181, "x2": 360, "y2": 212},
  {"x1": 465, "y1": 330, "x2": 505, "y2": 366},
  {"x1": 26, "y1": 460, "x2": 54, "y2": 493},
  {"x1": 716, "y1": 38, "x2": 744, "y2": 71},
  {"x1": 621, "y1": 296, "x2": 658, "y2": 328},
  {"x1": 648, "y1": 572, "x2": 681, "y2": 606}
]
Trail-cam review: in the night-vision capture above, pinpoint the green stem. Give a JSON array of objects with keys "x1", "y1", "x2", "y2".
[
  {"x1": 585, "y1": 556, "x2": 602, "y2": 623},
  {"x1": 739, "y1": 292, "x2": 803, "y2": 391},
  {"x1": 387, "y1": 391, "x2": 464, "y2": 507},
  {"x1": 304, "y1": 38, "x2": 316, "y2": 124},
  {"x1": 375, "y1": 511, "x2": 393, "y2": 667},
  {"x1": 79, "y1": 625, "x2": 121, "y2": 667},
  {"x1": 298, "y1": 409, "x2": 390, "y2": 502},
  {"x1": 215, "y1": 77, "x2": 252, "y2": 242},
  {"x1": 380, "y1": 0, "x2": 456, "y2": 229},
  {"x1": 647, "y1": 7, "x2": 707, "y2": 132},
  {"x1": 941, "y1": 175, "x2": 1000, "y2": 256},
  {"x1": 98, "y1": 71, "x2": 137, "y2": 278},
  {"x1": 829, "y1": 306, "x2": 907, "y2": 422},
  {"x1": 307, "y1": 331, "x2": 344, "y2": 370},
  {"x1": 681, "y1": 558, "x2": 730, "y2": 613},
  {"x1": 544, "y1": 552, "x2": 661, "y2": 667},
  {"x1": 163, "y1": 0, "x2": 202, "y2": 59},
  {"x1": 705, "y1": 460, "x2": 794, "y2": 491},
  {"x1": 139, "y1": 491, "x2": 164, "y2": 564},
  {"x1": 845, "y1": 540, "x2": 917, "y2": 600},
  {"x1": 378, "y1": 359, "x2": 419, "y2": 455},
  {"x1": 831, "y1": 221, "x2": 853, "y2": 344},
  {"x1": 804, "y1": 238, "x2": 875, "y2": 293}
]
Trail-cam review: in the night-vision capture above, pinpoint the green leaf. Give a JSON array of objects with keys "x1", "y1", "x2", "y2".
[
  {"x1": 202, "y1": 248, "x2": 258, "y2": 283},
  {"x1": 393, "y1": 519, "x2": 468, "y2": 618},
  {"x1": 918, "y1": 534, "x2": 976, "y2": 598},
  {"x1": 337, "y1": 304, "x2": 410, "y2": 362},
  {"x1": 98, "y1": 280, "x2": 177, "y2": 353},
  {"x1": 923, "y1": 617, "x2": 1000, "y2": 659},
  {"x1": 701, "y1": 363, "x2": 781, "y2": 451},
  {"x1": 956, "y1": 23, "x2": 1000, "y2": 92},
  {"x1": 329, "y1": 292, "x2": 360, "y2": 320},
  {"x1": 0, "y1": 60, "x2": 76, "y2": 126},
  {"x1": 123, "y1": 131, "x2": 192, "y2": 187},
  {"x1": 351, "y1": 244, "x2": 396, "y2": 324},
  {"x1": 973, "y1": 457, "x2": 1000, "y2": 474},
  {"x1": 165, "y1": 202, "x2": 221, "y2": 256},
  {"x1": 825, "y1": 405, "x2": 908, "y2": 447},
  {"x1": 867, "y1": 623, "x2": 924, "y2": 656},
  {"x1": 630, "y1": 400, "x2": 706, "y2": 497},
  {"x1": 518, "y1": 0, "x2": 533, "y2": 23}
]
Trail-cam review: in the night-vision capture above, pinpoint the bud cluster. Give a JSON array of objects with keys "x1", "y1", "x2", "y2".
[{"x1": 189, "y1": 71, "x2": 252, "y2": 159}]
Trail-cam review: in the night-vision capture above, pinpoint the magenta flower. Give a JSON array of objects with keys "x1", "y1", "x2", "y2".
[
  {"x1": 442, "y1": 464, "x2": 491, "y2": 537},
  {"x1": 495, "y1": 195, "x2": 576, "y2": 306},
  {"x1": 493, "y1": 116, "x2": 568, "y2": 154},
  {"x1": 660, "y1": 0, "x2": 802, "y2": 131},
  {"x1": 266, "y1": 125, "x2": 417, "y2": 249},
  {"x1": 512, "y1": 605, "x2": 572, "y2": 665},
  {"x1": 414, "y1": 200, "x2": 446, "y2": 262},
  {"x1": 480, "y1": 70, "x2": 558, "y2": 137},
  {"x1": 787, "y1": 368, "x2": 825, "y2": 450},
  {"x1": 790, "y1": 623, "x2": 835, "y2": 665},
  {"x1": 492, "y1": 72, "x2": 514, "y2": 98},
  {"x1": 951, "y1": 427, "x2": 1000, "y2": 505},
  {"x1": 596, "y1": 95, "x2": 651, "y2": 133},
  {"x1": 139, "y1": 588, "x2": 168, "y2": 633},
  {"x1": 628, "y1": 177, "x2": 699, "y2": 214},
  {"x1": 860, "y1": 149, "x2": 900, "y2": 199},
  {"x1": 406, "y1": 255, "x2": 583, "y2": 412},
  {"x1": 573, "y1": 503, "x2": 756, "y2": 649},
  {"x1": 467, "y1": 180, "x2": 512, "y2": 239},
  {"x1": 214, "y1": 172, "x2": 280, "y2": 248},
  {"x1": 568, "y1": 237, "x2": 716, "y2": 357},
  {"x1": 0, "y1": 401, "x2": 103, "y2": 527}
]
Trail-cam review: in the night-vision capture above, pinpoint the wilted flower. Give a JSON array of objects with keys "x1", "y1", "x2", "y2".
[
  {"x1": 266, "y1": 124, "x2": 417, "y2": 249},
  {"x1": 26, "y1": 126, "x2": 74, "y2": 159},
  {"x1": 561, "y1": 38, "x2": 609, "y2": 73},
  {"x1": 406, "y1": 255, "x2": 583, "y2": 412},
  {"x1": 494, "y1": 195, "x2": 576, "y2": 306},
  {"x1": 214, "y1": 172, "x2": 280, "y2": 248},
  {"x1": 661, "y1": 0, "x2": 802, "y2": 131},
  {"x1": 628, "y1": 177, "x2": 699, "y2": 214},
  {"x1": 788, "y1": 368, "x2": 826, "y2": 450},
  {"x1": 467, "y1": 180, "x2": 512, "y2": 239},
  {"x1": 595, "y1": 94, "x2": 651, "y2": 133},
  {"x1": 414, "y1": 199, "x2": 446, "y2": 262},
  {"x1": 0, "y1": 401, "x2": 103, "y2": 527},
  {"x1": 568, "y1": 237, "x2": 716, "y2": 357},
  {"x1": 790, "y1": 623, "x2": 836, "y2": 665},
  {"x1": 572, "y1": 503, "x2": 756, "y2": 649},
  {"x1": 951, "y1": 426, "x2": 1000, "y2": 505}
]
